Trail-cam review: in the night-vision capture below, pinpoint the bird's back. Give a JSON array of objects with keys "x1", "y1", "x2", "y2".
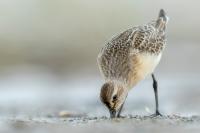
[{"x1": 98, "y1": 10, "x2": 168, "y2": 88}]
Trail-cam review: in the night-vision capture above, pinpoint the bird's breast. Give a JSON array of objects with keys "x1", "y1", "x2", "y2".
[
  {"x1": 128, "y1": 53, "x2": 162, "y2": 88},
  {"x1": 138, "y1": 53, "x2": 162, "y2": 76}
]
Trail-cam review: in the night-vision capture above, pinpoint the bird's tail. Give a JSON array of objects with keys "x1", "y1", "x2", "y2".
[{"x1": 156, "y1": 9, "x2": 169, "y2": 31}]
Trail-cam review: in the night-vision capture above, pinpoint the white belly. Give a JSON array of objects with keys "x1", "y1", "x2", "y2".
[{"x1": 136, "y1": 53, "x2": 162, "y2": 80}]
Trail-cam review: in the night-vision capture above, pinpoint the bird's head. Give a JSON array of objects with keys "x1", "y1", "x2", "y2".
[
  {"x1": 156, "y1": 9, "x2": 169, "y2": 32},
  {"x1": 100, "y1": 82, "x2": 128, "y2": 118}
]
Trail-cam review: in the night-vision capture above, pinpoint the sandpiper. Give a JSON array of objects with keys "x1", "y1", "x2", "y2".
[{"x1": 97, "y1": 9, "x2": 169, "y2": 118}]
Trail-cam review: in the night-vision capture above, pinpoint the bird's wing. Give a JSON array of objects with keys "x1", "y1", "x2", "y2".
[
  {"x1": 129, "y1": 25, "x2": 154, "y2": 56},
  {"x1": 97, "y1": 28, "x2": 136, "y2": 79},
  {"x1": 97, "y1": 51, "x2": 108, "y2": 78}
]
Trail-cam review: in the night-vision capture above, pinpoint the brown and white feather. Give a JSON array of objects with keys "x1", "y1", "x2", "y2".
[{"x1": 98, "y1": 12, "x2": 168, "y2": 90}]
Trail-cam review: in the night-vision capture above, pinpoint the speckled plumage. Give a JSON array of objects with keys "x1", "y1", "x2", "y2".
[{"x1": 98, "y1": 10, "x2": 168, "y2": 89}]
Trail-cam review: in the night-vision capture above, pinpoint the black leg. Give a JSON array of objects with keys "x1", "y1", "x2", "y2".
[{"x1": 151, "y1": 74, "x2": 162, "y2": 116}]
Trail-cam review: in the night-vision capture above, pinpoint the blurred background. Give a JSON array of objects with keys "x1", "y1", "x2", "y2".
[{"x1": 0, "y1": 0, "x2": 200, "y2": 119}]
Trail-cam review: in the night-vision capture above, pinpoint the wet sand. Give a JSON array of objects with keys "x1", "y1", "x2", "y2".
[
  {"x1": 0, "y1": 43, "x2": 200, "y2": 133},
  {"x1": 2, "y1": 115, "x2": 200, "y2": 133}
]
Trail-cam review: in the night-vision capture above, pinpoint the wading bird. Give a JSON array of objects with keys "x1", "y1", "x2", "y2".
[{"x1": 97, "y1": 9, "x2": 169, "y2": 118}]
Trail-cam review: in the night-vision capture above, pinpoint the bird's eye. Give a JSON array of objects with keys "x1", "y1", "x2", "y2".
[{"x1": 112, "y1": 95, "x2": 117, "y2": 101}]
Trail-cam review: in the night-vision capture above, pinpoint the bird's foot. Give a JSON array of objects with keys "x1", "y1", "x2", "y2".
[{"x1": 149, "y1": 111, "x2": 163, "y2": 118}]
